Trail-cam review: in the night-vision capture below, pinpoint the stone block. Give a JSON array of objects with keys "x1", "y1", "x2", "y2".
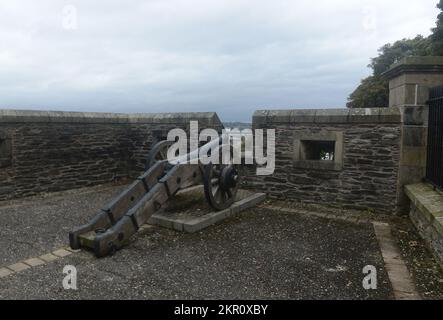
[
  {"x1": 290, "y1": 109, "x2": 317, "y2": 123},
  {"x1": 0, "y1": 110, "x2": 19, "y2": 122},
  {"x1": 0, "y1": 267, "x2": 13, "y2": 278},
  {"x1": 8, "y1": 262, "x2": 30, "y2": 273},
  {"x1": 52, "y1": 249, "x2": 72, "y2": 258},
  {"x1": 39, "y1": 253, "x2": 59, "y2": 263},
  {"x1": 252, "y1": 110, "x2": 269, "y2": 127},
  {"x1": 402, "y1": 126, "x2": 427, "y2": 147},
  {"x1": 398, "y1": 166, "x2": 425, "y2": 186},
  {"x1": 348, "y1": 108, "x2": 375, "y2": 122},
  {"x1": 401, "y1": 106, "x2": 429, "y2": 126},
  {"x1": 405, "y1": 183, "x2": 443, "y2": 267},
  {"x1": 315, "y1": 109, "x2": 349, "y2": 123},
  {"x1": 378, "y1": 107, "x2": 402, "y2": 123},
  {"x1": 148, "y1": 215, "x2": 174, "y2": 229},
  {"x1": 183, "y1": 222, "x2": 200, "y2": 233},
  {"x1": 400, "y1": 146, "x2": 427, "y2": 167},
  {"x1": 385, "y1": 263, "x2": 416, "y2": 294},
  {"x1": 150, "y1": 191, "x2": 265, "y2": 233},
  {"x1": 266, "y1": 110, "x2": 293, "y2": 123},
  {"x1": 172, "y1": 220, "x2": 185, "y2": 232},
  {"x1": 24, "y1": 257, "x2": 46, "y2": 267}
]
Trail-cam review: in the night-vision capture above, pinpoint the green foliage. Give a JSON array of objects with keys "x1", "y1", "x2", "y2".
[
  {"x1": 347, "y1": 36, "x2": 431, "y2": 109},
  {"x1": 431, "y1": 0, "x2": 443, "y2": 55},
  {"x1": 369, "y1": 36, "x2": 432, "y2": 76},
  {"x1": 347, "y1": 1, "x2": 443, "y2": 109},
  {"x1": 346, "y1": 76, "x2": 389, "y2": 109}
]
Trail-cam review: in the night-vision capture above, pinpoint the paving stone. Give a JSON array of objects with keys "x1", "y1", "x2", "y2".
[
  {"x1": 0, "y1": 267, "x2": 13, "y2": 278},
  {"x1": 8, "y1": 262, "x2": 30, "y2": 273},
  {"x1": 52, "y1": 249, "x2": 72, "y2": 258},
  {"x1": 395, "y1": 291, "x2": 421, "y2": 300},
  {"x1": 385, "y1": 259, "x2": 417, "y2": 294},
  {"x1": 39, "y1": 253, "x2": 59, "y2": 263},
  {"x1": 405, "y1": 183, "x2": 443, "y2": 267},
  {"x1": 24, "y1": 258, "x2": 45, "y2": 267}
]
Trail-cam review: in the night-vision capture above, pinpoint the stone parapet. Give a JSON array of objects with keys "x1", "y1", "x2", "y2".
[
  {"x1": 0, "y1": 109, "x2": 223, "y2": 201},
  {"x1": 0, "y1": 109, "x2": 222, "y2": 126},
  {"x1": 405, "y1": 183, "x2": 443, "y2": 267},
  {"x1": 253, "y1": 107, "x2": 401, "y2": 125},
  {"x1": 247, "y1": 108, "x2": 402, "y2": 214}
]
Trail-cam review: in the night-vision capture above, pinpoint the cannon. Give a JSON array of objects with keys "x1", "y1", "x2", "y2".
[{"x1": 69, "y1": 134, "x2": 241, "y2": 257}]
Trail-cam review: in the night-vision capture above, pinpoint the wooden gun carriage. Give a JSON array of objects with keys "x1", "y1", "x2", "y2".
[{"x1": 69, "y1": 134, "x2": 241, "y2": 257}]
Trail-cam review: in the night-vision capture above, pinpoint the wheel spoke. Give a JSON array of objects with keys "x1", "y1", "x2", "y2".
[
  {"x1": 212, "y1": 185, "x2": 220, "y2": 197},
  {"x1": 204, "y1": 161, "x2": 238, "y2": 211}
]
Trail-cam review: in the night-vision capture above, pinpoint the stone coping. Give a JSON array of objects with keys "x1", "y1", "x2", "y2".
[
  {"x1": 405, "y1": 183, "x2": 443, "y2": 236},
  {"x1": 383, "y1": 56, "x2": 443, "y2": 80},
  {"x1": 0, "y1": 109, "x2": 223, "y2": 125},
  {"x1": 253, "y1": 107, "x2": 401, "y2": 125},
  {"x1": 148, "y1": 189, "x2": 266, "y2": 233}
]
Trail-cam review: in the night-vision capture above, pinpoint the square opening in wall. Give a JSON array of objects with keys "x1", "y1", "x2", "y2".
[
  {"x1": 300, "y1": 140, "x2": 335, "y2": 161},
  {"x1": 293, "y1": 131, "x2": 343, "y2": 171}
]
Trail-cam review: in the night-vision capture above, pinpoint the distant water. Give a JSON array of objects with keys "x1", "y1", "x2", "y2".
[{"x1": 222, "y1": 122, "x2": 252, "y2": 130}]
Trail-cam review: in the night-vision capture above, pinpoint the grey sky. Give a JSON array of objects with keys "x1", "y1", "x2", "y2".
[{"x1": 0, "y1": 1, "x2": 439, "y2": 121}]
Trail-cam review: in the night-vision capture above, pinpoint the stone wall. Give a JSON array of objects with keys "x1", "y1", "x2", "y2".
[
  {"x1": 245, "y1": 108, "x2": 402, "y2": 214},
  {"x1": 0, "y1": 110, "x2": 223, "y2": 201},
  {"x1": 381, "y1": 56, "x2": 443, "y2": 213},
  {"x1": 405, "y1": 184, "x2": 443, "y2": 267},
  {"x1": 382, "y1": 56, "x2": 443, "y2": 108}
]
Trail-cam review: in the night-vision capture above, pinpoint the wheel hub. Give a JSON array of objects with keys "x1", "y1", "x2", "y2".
[{"x1": 220, "y1": 165, "x2": 239, "y2": 190}]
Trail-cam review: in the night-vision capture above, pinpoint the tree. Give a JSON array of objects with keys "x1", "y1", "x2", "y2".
[
  {"x1": 347, "y1": 36, "x2": 431, "y2": 108},
  {"x1": 346, "y1": 76, "x2": 388, "y2": 109},
  {"x1": 347, "y1": 0, "x2": 443, "y2": 108},
  {"x1": 369, "y1": 36, "x2": 431, "y2": 76},
  {"x1": 431, "y1": 0, "x2": 443, "y2": 55}
]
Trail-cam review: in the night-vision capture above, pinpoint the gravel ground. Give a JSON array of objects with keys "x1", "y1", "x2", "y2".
[
  {"x1": 0, "y1": 189, "x2": 393, "y2": 299},
  {"x1": 0, "y1": 183, "x2": 128, "y2": 266},
  {"x1": 391, "y1": 218, "x2": 443, "y2": 299},
  {"x1": 268, "y1": 198, "x2": 443, "y2": 299}
]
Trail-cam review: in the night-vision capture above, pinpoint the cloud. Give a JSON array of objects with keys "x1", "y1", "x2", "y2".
[{"x1": 0, "y1": 0, "x2": 439, "y2": 121}]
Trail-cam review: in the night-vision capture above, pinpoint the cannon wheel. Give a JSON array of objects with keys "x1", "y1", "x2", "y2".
[
  {"x1": 145, "y1": 140, "x2": 174, "y2": 170},
  {"x1": 203, "y1": 162, "x2": 240, "y2": 211}
]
